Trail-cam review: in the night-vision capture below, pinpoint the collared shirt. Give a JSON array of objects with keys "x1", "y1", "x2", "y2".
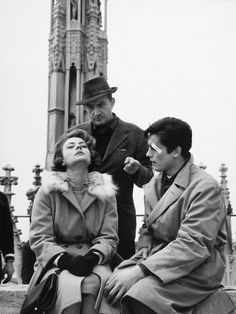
[
  {"x1": 92, "y1": 114, "x2": 118, "y2": 161},
  {"x1": 161, "y1": 159, "x2": 189, "y2": 197}
]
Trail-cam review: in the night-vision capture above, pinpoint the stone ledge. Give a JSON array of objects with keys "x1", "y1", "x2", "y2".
[
  {"x1": 192, "y1": 287, "x2": 236, "y2": 314},
  {"x1": 0, "y1": 285, "x2": 236, "y2": 313},
  {"x1": 223, "y1": 287, "x2": 236, "y2": 313},
  {"x1": 0, "y1": 284, "x2": 28, "y2": 314}
]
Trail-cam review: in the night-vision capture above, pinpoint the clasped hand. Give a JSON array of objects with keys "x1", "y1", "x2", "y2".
[
  {"x1": 58, "y1": 251, "x2": 99, "y2": 277},
  {"x1": 1, "y1": 261, "x2": 14, "y2": 283}
]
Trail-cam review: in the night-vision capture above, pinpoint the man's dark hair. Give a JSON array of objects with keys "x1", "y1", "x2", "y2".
[
  {"x1": 145, "y1": 117, "x2": 192, "y2": 158},
  {"x1": 52, "y1": 128, "x2": 97, "y2": 171}
]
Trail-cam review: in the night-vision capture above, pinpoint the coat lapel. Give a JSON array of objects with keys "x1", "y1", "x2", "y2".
[
  {"x1": 146, "y1": 159, "x2": 192, "y2": 226},
  {"x1": 147, "y1": 184, "x2": 184, "y2": 226},
  {"x1": 102, "y1": 119, "x2": 129, "y2": 162},
  {"x1": 62, "y1": 189, "x2": 85, "y2": 218},
  {"x1": 80, "y1": 192, "x2": 97, "y2": 213},
  {"x1": 144, "y1": 177, "x2": 159, "y2": 209}
]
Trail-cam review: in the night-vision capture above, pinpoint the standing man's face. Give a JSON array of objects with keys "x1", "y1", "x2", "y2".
[{"x1": 85, "y1": 95, "x2": 114, "y2": 127}]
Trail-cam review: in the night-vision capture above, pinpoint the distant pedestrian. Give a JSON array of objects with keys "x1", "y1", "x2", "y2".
[
  {"x1": 21, "y1": 240, "x2": 36, "y2": 284},
  {"x1": 0, "y1": 191, "x2": 14, "y2": 283}
]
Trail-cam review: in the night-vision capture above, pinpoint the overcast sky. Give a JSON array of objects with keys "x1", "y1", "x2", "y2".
[{"x1": 0, "y1": 0, "x2": 236, "y2": 241}]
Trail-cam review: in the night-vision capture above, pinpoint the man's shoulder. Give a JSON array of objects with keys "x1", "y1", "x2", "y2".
[
  {"x1": 190, "y1": 164, "x2": 220, "y2": 189},
  {"x1": 79, "y1": 120, "x2": 91, "y2": 127},
  {"x1": 69, "y1": 121, "x2": 92, "y2": 133},
  {"x1": 77, "y1": 121, "x2": 91, "y2": 129},
  {"x1": 117, "y1": 117, "x2": 144, "y2": 133}
]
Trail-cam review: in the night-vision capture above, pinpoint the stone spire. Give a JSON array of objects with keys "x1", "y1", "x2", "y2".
[
  {"x1": 219, "y1": 163, "x2": 233, "y2": 255},
  {"x1": 219, "y1": 163, "x2": 232, "y2": 214},
  {"x1": 46, "y1": 0, "x2": 108, "y2": 168}
]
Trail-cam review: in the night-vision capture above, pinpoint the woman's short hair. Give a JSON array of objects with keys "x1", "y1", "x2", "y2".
[
  {"x1": 144, "y1": 117, "x2": 192, "y2": 158},
  {"x1": 52, "y1": 128, "x2": 97, "y2": 171}
]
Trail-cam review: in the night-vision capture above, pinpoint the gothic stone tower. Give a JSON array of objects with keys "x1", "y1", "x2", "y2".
[{"x1": 46, "y1": 0, "x2": 108, "y2": 167}]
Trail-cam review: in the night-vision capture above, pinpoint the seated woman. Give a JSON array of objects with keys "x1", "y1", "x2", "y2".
[
  {"x1": 28, "y1": 129, "x2": 119, "y2": 314},
  {"x1": 105, "y1": 117, "x2": 234, "y2": 314}
]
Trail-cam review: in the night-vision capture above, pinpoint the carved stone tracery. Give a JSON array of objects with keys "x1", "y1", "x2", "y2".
[
  {"x1": 46, "y1": 0, "x2": 108, "y2": 166},
  {"x1": 49, "y1": 0, "x2": 66, "y2": 73}
]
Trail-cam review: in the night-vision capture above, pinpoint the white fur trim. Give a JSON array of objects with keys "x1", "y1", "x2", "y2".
[
  {"x1": 41, "y1": 170, "x2": 118, "y2": 201},
  {"x1": 87, "y1": 172, "x2": 118, "y2": 202}
]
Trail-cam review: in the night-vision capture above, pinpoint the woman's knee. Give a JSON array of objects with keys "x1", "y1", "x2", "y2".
[{"x1": 81, "y1": 273, "x2": 100, "y2": 296}]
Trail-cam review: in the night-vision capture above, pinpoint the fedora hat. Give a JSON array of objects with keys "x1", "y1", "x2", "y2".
[{"x1": 76, "y1": 76, "x2": 118, "y2": 105}]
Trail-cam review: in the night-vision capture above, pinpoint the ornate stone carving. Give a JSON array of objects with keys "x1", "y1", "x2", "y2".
[
  {"x1": 49, "y1": 0, "x2": 66, "y2": 73},
  {"x1": 70, "y1": 0, "x2": 78, "y2": 20},
  {"x1": 32, "y1": 164, "x2": 43, "y2": 186},
  {"x1": 0, "y1": 165, "x2": 18, "y2": 201},
  {"x1": 66, "y1": 32, "x2": 81, "y2": 67},
  {"x1": 46, "y1": 0, "x2": 108, "y2": 165},
  {"x1": 86, "y1": 1, "x2": 101, "y2": 72}
]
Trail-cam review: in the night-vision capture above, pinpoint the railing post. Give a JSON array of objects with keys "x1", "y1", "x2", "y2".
[
  {"x1": 26, "y1": 164, "x2": 43, "y2": 218},
  {"x1": 32, "y1": 164, "x2": 43, "y2": 187},
  {"x1": 0, "y1": 164, "x2": 18, "y2": 205}
]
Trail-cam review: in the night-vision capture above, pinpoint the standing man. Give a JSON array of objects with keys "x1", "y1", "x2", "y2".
[
  {"x1": 104, "y1": 117, "x2": 233, "y2": 314},
  {"x1": 70, "y1": 76, "x2": 153, "y2": 259},
  {"x1": 0, "y1": 191, "x2": 14, "y2": 283}
]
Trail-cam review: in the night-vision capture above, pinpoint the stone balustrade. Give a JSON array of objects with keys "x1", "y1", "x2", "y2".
[
  {"x1": 0, "y1": 284, "x2": 27, "y2": 314},
  {"x1": 0, "y1": 284, "x2": 236, "y2": 313}
]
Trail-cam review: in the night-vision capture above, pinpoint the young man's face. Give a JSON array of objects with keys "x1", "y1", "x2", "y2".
[
  {"x1": 146, "y1": 134, "x2": 174, "y2": 174},
  {"x1": 85, "y1": 95, "x2": 114, "y2": 127}
]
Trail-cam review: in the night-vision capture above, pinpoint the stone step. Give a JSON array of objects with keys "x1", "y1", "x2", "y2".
[
  {"x1": 0, "y1": 284, "x2": 236, "y2": 313},
  {"x1": 0, "y1": 284, "x2": 27, "y2": 314},
  {"x1": 224, "y1": 287, "x2": 236, "y2": 313}
]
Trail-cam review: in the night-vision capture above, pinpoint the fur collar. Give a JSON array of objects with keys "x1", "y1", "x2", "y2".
[{"x1": 41, "y1": 171, "x2": 118, "y2": 202}]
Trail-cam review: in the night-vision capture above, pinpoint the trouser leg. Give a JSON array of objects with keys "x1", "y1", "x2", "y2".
[
  {"x1": 117, "y1": 240, "x2": 135, "y2": 260},
  {"x1": 124, "y1": 296, "x2": 157, "y2": 314},
  {"x1": 61, "y1": 303, "x2": 81, "y2": 314}
]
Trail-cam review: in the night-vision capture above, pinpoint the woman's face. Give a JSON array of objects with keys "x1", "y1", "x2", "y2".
[{"x1": 62, "y1": 137, "x2": 91, "y2": 168}]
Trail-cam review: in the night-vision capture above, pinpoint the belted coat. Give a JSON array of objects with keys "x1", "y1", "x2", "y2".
[
  {"x1": 0, "y1": 192, "x2": 14, "y2": 278},
  {"x1": 29, "y1": 171, "x2": 119, "y2": 313},
  {"x1": 119, "y1": 157, "x2": 234, "y2": 314}
]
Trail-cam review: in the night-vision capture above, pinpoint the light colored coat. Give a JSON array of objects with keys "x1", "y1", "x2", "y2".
[
  {"x1": 119, "y1": 157, "x2": 234, "y2": 314},
  {"x1": 29, "y1": 171, "x2": 119, "y2": 313}
]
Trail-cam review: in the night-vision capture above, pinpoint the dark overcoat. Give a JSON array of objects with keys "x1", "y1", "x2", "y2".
[
  {"x1": 76, "y1": 117, "x2": 153, "y2": 242},
  {"x1": 0, "y1": 191, "x2": 14, "y2": 278},
  {"x1": 119, "y1": 157, "x2": 234, "y2": 314}
]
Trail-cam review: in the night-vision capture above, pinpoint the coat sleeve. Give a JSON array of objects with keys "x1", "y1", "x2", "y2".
[
  {"x1": 90, "y1": 196, "x2": 119, "y2": 263},
  {"x1": 0, "y1": 193, "x2": 14, "y2": 258},
  {"x1": 128, "y1": 131, "x2": 153, "y2": 187},
  {"x1": 141, "y1": 179, "x2": 226, "y2": 284},
  {"x1": 29, "y1": 188, "x2": 66, "y2": 267}
]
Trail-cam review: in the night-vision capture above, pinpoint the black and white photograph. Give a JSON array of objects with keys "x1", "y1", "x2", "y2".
[{"x1": 0, "y1": 1, "x2": 236, "y2": 313}]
